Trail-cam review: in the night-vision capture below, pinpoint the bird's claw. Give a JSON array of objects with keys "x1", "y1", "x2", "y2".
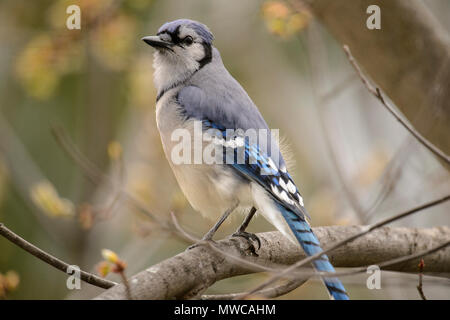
[{"x1": 232, "y1": 231, "x2": 261, "y2": 251}]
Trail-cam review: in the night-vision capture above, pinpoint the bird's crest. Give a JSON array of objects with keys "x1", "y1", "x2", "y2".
[{"x1": 158, "y1": 19, "x2": 214, "y2": 45}]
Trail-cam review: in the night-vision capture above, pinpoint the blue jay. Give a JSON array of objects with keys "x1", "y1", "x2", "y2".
[{"x1": 142, "y1": 19, "x2": 349, "y2": 300}]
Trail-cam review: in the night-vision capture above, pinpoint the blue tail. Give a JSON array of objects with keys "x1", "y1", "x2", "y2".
[{"x1": 277, "y1": 204, "x2": 349, "y2": 300}]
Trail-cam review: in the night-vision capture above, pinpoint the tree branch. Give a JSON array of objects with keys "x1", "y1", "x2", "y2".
[
  {"x1": 95, "y1": 225, "x2": 450, "y2": 300},
  {"x1": 342, "y1": 45, "x2": 450, "y2": 164},
  {"x1": 0, "y1": 223, "x2": 116, "y2": 289}
]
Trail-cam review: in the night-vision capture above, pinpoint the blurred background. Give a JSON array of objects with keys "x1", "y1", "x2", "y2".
[{"x1": 0, "y1": 0, "x2": 449, "y2": 299}]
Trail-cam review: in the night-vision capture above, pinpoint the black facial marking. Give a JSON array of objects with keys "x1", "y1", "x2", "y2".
[
  {"x1": 198, "y1": 43, "x2": 212, "y2": 69},
  {"x1": 157, "y1": 26, "x2": 182, "y2": 45},
  {"x1": 171, "y1": 25, "x2": 182, "y2": 44},
  {"x1": 159, "y1": 27, "x2": 212, "y2": 69}
]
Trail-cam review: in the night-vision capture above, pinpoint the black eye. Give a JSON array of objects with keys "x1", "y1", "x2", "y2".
[{"x1": 183, "y1": 36, "x2": 194, "y2": 46}]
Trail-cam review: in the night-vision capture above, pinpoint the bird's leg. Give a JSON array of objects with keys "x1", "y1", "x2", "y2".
[
  {"x1": 235, "y1": 206, "x2": 257, "y2": 233},
  {"x1": 201, "y1": 205, "x2": 237, "y2": 241},
  {"x1": 187, "y1": 203, "x2": 238, "y2": 250},
  {"x1": 232, "y1": 207, "x2": 261, "y2": 250}
]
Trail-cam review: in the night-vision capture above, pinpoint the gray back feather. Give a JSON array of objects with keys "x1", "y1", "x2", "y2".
[{"x1": 177, "y1": 48, "x2": 285, "y2": 166}]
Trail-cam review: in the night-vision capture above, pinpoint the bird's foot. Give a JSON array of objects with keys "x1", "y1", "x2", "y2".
[{"x1": 232, "y1": 231, "x2": 261, "y2": 252}]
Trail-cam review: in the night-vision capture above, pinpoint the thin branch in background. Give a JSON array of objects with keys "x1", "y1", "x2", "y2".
[
  {"x1": 305, "y1": 24, "x2": 367, "y2": 224},
  {"x1": 169, "y1": 212, "x2": 200, "y2": 244},
  {"x1": 0, "y1": 223, "x2": 116, "y2": 289},
  {"x1": 119, "y1": 271, "x2": 133, "y2": 300},
  {"x1": 94, "y1": 144, "x2": 127, "y2": 222},
  {"x1": 320, "y1": 74, "x2": 358, "y2": 105},
  {"x1": 236, "y1": 194, "x2": 450, "y2": 299},
  {"x1": 417, "y1": 259, "x2": 427, "y2": 300},
  {"x1": 361, "y1": 139, "x2": 413, "y2": 222},
  {"x1": 51, "y1": 126, "x2": 103, "y2": 184},
  {"x1": 0, "y1": 116, "x2": 73, "y2": 245},
  {"x1": 201, "y1": 278, "x2": 306, "y2": 300},
  {"x1": 342, "y1": 45, "x2": 450, "y2": 165},
  {"x1": 51, "y1": 126, "x2": 191, "y2": 242},
  {"x1": 117, "y1": 269, "x2": 132, "y2": 300}
]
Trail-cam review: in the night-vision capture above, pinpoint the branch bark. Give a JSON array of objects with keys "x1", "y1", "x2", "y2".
[
  {"x1": 0, "y1": 223, "x2": 116, "y2": 289},
  {"x1": 303, "y1": 0, "x2": 450, "y2": 156},
  {"x1": 95, "y1": 226, "x2": 450, "y2": 300}
]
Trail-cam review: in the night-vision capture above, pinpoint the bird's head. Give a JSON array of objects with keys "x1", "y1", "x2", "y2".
[{"x1": 142, "y1": 19, "x2": 214, "y2": 92}]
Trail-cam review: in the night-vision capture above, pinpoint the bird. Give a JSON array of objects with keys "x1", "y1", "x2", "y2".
[{"x1": 142, "y1": 19, "x2": 349, "y2": 300}]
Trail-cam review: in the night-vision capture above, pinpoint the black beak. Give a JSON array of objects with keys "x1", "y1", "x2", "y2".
[{"x1": 141, "y1": 36, "x2": 173, "y2": 51}]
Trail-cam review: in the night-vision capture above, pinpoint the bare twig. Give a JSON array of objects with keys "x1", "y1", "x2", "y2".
[
  {"x1": 201, "y1": 279, "x2": 306, "y2": 300},
  {"x1": 417, "y1": 259, "x2": 427, "y2": 300},
  {"x1": 0, "y1": 223, "x2": 116, "y2": 289},
  {"x1": 343, "y1": 45, "x2": 450, "y2": 165},
  {"x1": 51, "y1": 126, "x2": 192, "y2": 243},
  {"x1": 361, "y1": 139, "x2": 412, "y2": 222},
  {"x1": 236, "y1": 194, "x2": 450, "y2": 299},
  {"x1": 118, "y1": 271, "x2": 132, "y2": 300},
  {"x1": 320, "y1": 74, "x2": 357, "y2": 105},
  {"x1": 169, "y1": 212, "x2": 201, "y2": 244}
]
